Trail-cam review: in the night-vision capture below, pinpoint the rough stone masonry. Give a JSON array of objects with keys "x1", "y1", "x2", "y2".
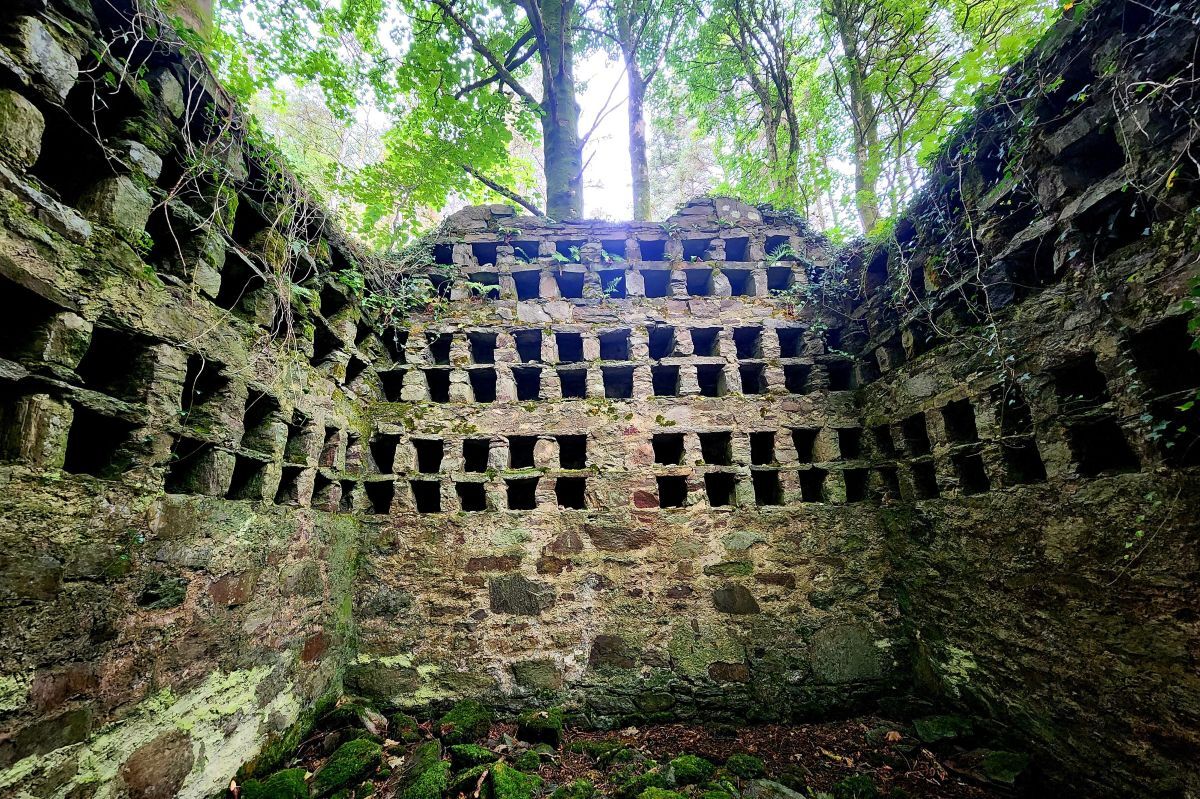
[{"x1": 0, "y1": 0, "x2": 1197, "y2": 798}]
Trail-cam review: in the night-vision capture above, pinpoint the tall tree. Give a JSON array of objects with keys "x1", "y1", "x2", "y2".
[{"x1": 585, "y1": 0, "x2": 683, "y2": 219}]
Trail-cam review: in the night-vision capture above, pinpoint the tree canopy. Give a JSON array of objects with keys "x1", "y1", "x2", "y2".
[{"x1": 209, "y1": 0, "x2": 1058, "y2": 244}]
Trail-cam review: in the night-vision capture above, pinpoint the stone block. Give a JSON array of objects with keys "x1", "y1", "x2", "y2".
[
  {"x1": 5, "y1": 17, "x2": 78, "y2": 101},
  {"x1": 0, "y1": 393, "x2": 71, "y2": 468},
  {"x1": 0, "y1": 88, "x2": 44, "y2": 169},
  {"x1": 77, "y1": 175, "x2": 154, "y2": 241}
]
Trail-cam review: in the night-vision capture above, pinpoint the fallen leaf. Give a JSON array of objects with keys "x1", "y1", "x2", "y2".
[{"x1": 885, "y1": 730, "x2": 903, "y2": 742}]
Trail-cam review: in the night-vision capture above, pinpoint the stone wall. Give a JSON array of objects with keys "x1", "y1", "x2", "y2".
[
  {"x1": 848, "y1": 0, "x2": 1200, "y2": 795},
  {"x1": 0, "y1": 0, "x2": 380, "y2": 795},
  {"x1": 349, "y1": 201, "x2": 907, "y2": 727}
]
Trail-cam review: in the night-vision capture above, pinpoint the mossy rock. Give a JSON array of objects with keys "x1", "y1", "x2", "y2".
[
  {"x1": 512, "y1": 749, "x2": 542, "y2": 772},
  {"x1": 551, "y1": 778, "x2": 595, "y2": 799},
  {"x1": 311, "y1": 739, "x2": 383, "y2": 797},
  {"x1": 615, "y1": 767, "x2": 668, "y2": 799},
  {"x1": 912, "y1": 715, "x2": 973, "y2": 744},
  {"x1": 241, "y1": 768, "x2": 308, "y2": 799},
  {"x1": 449, "y1": 743, "x2": 499, "y2": 769},
  {"x1": 566, "y1": 739, "x2": 625, "y2": 762},
  {"x1": 724, "y1": 754, "x2": 765, "y2": 779},
  {"x1": 701, "y1": 791, "x2": 736, "y2": 799},
  {"x1": 437, "y1": 699, "x2": 494, "y2": 744},
  {"x1": 492, "y1": 762, "x2": 544, "y2": 799},
  {"x1": 639, "y1": 790, "x2": 686, "y2": 799},
  {"x1": 516, "y1": 706, "x2": 565, "y2": 747},
  {"x1": 321, "y1": 701, "x2": 388, "y2": 737},
  {"x1": 449, "y1": 763, "x2": 494, "y2": 795},
  {"x1": 669, "y1": 755, "x2": 715, "y2": 785},
  {"x1": 980, "y1": 750, "x2": 1029, "y2": 784},
  {"x1": 830, "y1": 774, "x2": 877, "y2": 799},
  {"x1": 390, "y1": 712, "x2": 422, "y2": 742},
  {"x1": 399, "y1": 742, "x2": 451, "y2": 799}
]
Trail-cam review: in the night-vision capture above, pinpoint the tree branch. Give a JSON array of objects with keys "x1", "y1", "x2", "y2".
[
  {"x1": 462, "y1": 164, "x2": 546, "y2": 216},
  {"x1": 430, "y1": 0, "x2": 541, "y2": 108}
]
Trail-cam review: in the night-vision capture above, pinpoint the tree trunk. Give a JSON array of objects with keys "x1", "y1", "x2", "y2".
[
  {"x1": 830, "y1": 0, "x2": 881, "y2": 233},
  {"x1": 625, "y1": 55, "x2": 651, "y2": 221},
  {"x1": 541, "y1": 0, "x2": 585, "y2": 219}
]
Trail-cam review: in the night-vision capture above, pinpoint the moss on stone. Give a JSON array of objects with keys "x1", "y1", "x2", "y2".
[
  {"x1": 400, "y1": 742, "x2": 451, "y2": 799},
  {"x1": 311, "y1": 738, "x2": 383, "y2": 797},
  {"x1": 437, "y1": 699, "x2": 493, "y2": 744},
  {"x1": 912, "y1": 715, "x2": 973, "y2": 743},
  {"x1": 516, "y1": 706, "x2": 565, "y2": 746},
  {"x1": 448, "y1": 743, "x2": 499, "y2": 769},
  {"x1": 638, "y1": 790, "x2": 686, "y2": 799},
  {"x1": 566, "y1": 739, "x2": 624, "y2": 761},
  {"x1": 831, "y1": 773, "x2": 877, "y2": 799},
  {"x1": 492, "y1": 762, "x2": 543, "y2": 799},
  {"x1": 389, "y1": 711, "x2": 422, "y2": 741},
  {"x1": 615, "y1": 767, "x2": 668, "y2": 799},
  {"x1": 512, "y1": 749, "x2": 542, "y2": 772},
  {"x1": 241, "y1": 768, "x2": 308, "y2": 799},
  {"x1": 449, "y1": 762, "x2": 493, "y2": 794},
  {"x1": 980, "y1": 750, "x2": 1029, "y2": 784},
  {"x1": 669, "y1": 754, "x2": 715, "y2": 785},
  {"x1": 551, "y1": 778, "x2": 595, "y2": 799},
  {"x1": 724, "y1": 754, "x2": 765, "y2": 779}
]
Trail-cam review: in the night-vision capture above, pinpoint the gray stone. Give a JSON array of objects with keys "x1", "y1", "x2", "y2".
[
  {"x1": 117, "y1": 139, "x2": 164, "y2": 181},
  {"x1": 489, "y1": 573, "x2": 555, "y2": 615},
  {"x1": 809, "y1": 623, "x2": 882, "y2": 684},
  {"x1": 77, "y1": 176, "x2": 154, "y2": 240},
  {"x1": 6, "y1": 17, "x2": 78, "y2": 100},
  {"x1": 0, "y1": 89, "x2": 44, "y2": 168},
  {"x1": 712, "y1": 584, "x2": 760, "y2": 614}
]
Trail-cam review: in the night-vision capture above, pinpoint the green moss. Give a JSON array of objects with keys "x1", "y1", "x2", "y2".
[
  {"x1": 390, "y1": 711, "x2": 422, "y2": 742},
  {"x1": 449, "y1": 763, "x2": 493, "y2": 794},
  {"x1": 566, "y1": 739, "x2": 624, "y2": 761},
  {"x1": 615, "y1": 767, "x2": 668, "y2": 799},
  {"x1": 912, "y1": 715, "x2": 973, "y2": 743},
  {"x1": 311, "y1": 739, "x2": 382, "y2": 797},
  {"x1": 981, "y1": 750, "x2": 1029, "y2": 784},
  {"x1": 437, "y1": 699, "x2": 493, "y2": 744},
  {"x1": 448, "y1": 743, "x2": 499, "y2": 769},
  {"x1": 241, "y1": 768, "x2": 308, "y2": 799},
  {"x1": 512, "y1": 749, "x2": 542, "y2": 772},
  {"x1": 492, "y1": 762, "x2": 543, "y2": 799},
  {"x1": 724, "y1": 754, "x2": 765, "y2": 779},
  {"x1": 551, "y1": 778, "x2": 595, "y2": 799},
  {"x1": 831, "y1": 774, "x2": 877, "y2": 799},
  {"x1": 638, "y1": 790, "x2": 686, "y2": 799},
  {"x1": 669, "y1": 755, "x2": 715, "y2": 785},
  {"x1": 400, "y1": 743, "x2": 451, "y2": 799},
  {"x1": 516, "y1": 706, "x2": 565, "y2": 746}
]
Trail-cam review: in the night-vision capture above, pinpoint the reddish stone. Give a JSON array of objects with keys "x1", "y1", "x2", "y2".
[
  {"x1": 301, "y1": 631, "x2": 330, "y2": 663},
  {"x1": 536, "y1": 556, "x2": 570, "y2": 575},
  {"x1": 632, "y1": 490, "x2": 657, "y2": 509},
  {"x1": 709, "y1": 662, "x2": 751, "y2": 683},
  {"x1": 119, "y1": 730, "x2": 194, "y2": 799},
  {"x1": 756, "y1": 572, "x2": 797, "y2": 589},
  {"x1": 465, "y1": 555, "x2": 521, "y2": 572},
  {"x1": 544, "y1": 529, "x2": 584, "y2": 555},
  {"x1": 664, "y1": 584, "x2": 693, "y2": 599},
  {"x1": 589, "y1": 634, "x2": 636, "y2": 669},
  {"x1": 30, "y1": 663, "x2": 97, "y2": 712},
  {"x1": 586, "y1": 523, "x2": 654, "y2": 551},
  {"x1": 208, "y1": 572, "x2": 255, "y2": 607}
]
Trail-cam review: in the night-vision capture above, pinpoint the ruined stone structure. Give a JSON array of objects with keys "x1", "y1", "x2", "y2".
[{"x1": 0, "y1": 0, "x2": 1197, "y2": 798}]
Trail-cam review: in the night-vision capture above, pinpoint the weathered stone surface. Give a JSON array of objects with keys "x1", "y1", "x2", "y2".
[
  {"x1": 809, "y1": 624, "x2": 881, "y2": 684},
  {"x1": 0, "y1": 88, "x2": 44, "y2": 168},
  {"x1": 6, "y1": 16, "x2": 78, "y2": 100},
  {"x1": 118, "y1": 730, "x2": 195, "y2": 799},
  {"x1": 712, "y1": 584, "x2": 760, "y2": 614},
  {"x1": 489, "y1": 574, "x2": 556, "y2": 615},
  {"x1": 76, "y1": 175, "x2": 154, "y2": 240}
]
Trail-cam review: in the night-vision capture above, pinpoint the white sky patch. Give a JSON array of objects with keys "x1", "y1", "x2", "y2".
[{"x1": 577, "y1": 50, "x2": 634, "y2": 221}]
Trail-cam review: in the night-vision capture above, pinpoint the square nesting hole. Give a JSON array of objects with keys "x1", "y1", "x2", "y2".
[
  {"x1": 424, "y1": 369, "x2": 451, "y2": 403},
  {"x1": 468, "y1": 332, "x2": 497, "y2": 364},
  {"x1": 598, "y1": 270, "x2": 627, "y2": 299},
  {"x1": 1067, "y1": 418, "x2": 1139, "y2": 477},
  {"x1": 684, "y1": 269, "x2": 712, "y2": 296},
  {"x1": 699, "y1": 431, "x2": 733, "y2": 465},
  {"x1": 652, "y1": 433, "x2": 685, "y2": 465},
  {"x1": 602, "y1": 366, "x2": 634, "y2": 399},
  {"x1": 227, "y1": 454, "x2": 268, "y2": 501},
  {"x1": 274, "y1": 466, "x2": 305, "y2": 506},
  {"x1": 513, "y1": 269, "x2": 541, "y2": 301},
  {"x1": 514, "y1": 329, "x2": 542, "y2": 362},
  {"x1": 783, "y1": 364, "x2": 810, "y2": 394},
  {"x1": 843, "y1": 468, "x2": 869, "y2": 502},
  {"x1": 557, "y1": 434, "x2": 587, "y2": 469},
  {"x1": 733, "y1": 327, "x2": 762, "y2": 359},
  {"x1": 791, "y1": 428, "x2": 818, "y2": 463},
  {"x1": 558, "y1": 368, "x2": 588, "y2": 399},
  {"x1": 457, "y1": 481, "x2": 487, "y2": 512},
  {"x1": 872, "y1": 425, "x2": 897, "y2": 457},
  {"x1": 941, "y1": 399, "x2": 979, "y2": 443},
  {"x1": 704, "y1": 473, "x2": 737, "y2": 507},
  {"x1": 556, "y1": 332, "x2": 584, "y2": 363},
  {"x1": 750, "y1": 432, "x2": 776, "y2": 465},
  {"x1": 241, "y1": 390, "x2": 281, "y2": 453},
  {"x1": 599, "y1": 329, "x2": 630, "y2": 361},
  {"x1": 826, "y1": 361, "x2": 853, "y2": 391},
  {"x1": 639, "y1": 239, "x2": 667, "y2": 261},
  {"x1": 752, "y1": 470, "x2": 782, "y2": 505},
  {"x1": 648, "y1": 326, "x2": 675, "y2": 359},
  {"x1": 555, "y1": 477, "x2": 587, "y2": 509},
  {"x1": 767, "y1": 267, "x2": 793, "y2": 292},
  {"x1": 508, "y1": 435, "x2": 537, "y2": 469},
  {"x1": 690, "y1": 328, "x2": 720, "y2": 357},
  {"x1": 413, "y1": 438, "x2": 444, "y2": 473},
  {"x1": 319, "y1": 427, "x2": 342, "y2": 468},
  {"x1": 468, "y1": 368, "x2": 497, "y2": 403},
  {"x1": 901, "y1": 413, "x2": 931, "y2": 456},
  {"x1": 409, "y1": 480, "x2": 438, "y2": 513},
  {"x1": 910, "y1": 460, "x2": 940, "y2": 499},
  {"x1": 463, "y1": 438, "x2": 490, "y2": 472},
  {"x1": 696, "y1": 365, "x2": 726, "y2": 397},
  {"x1": 467, "y1": 271, "x2": 500, "y2": 298},
  {"x1": 427, "y1": 333, "x2": 453, "y2": 365},
  {"x1": 1001, "y1": 439, "x2": 1047, "y2": 485},
  {"x1": 641, "y1": 268, "x2": 671, "y2": 298},
  {"x1": 656, "y1": 475, "x2": 688, "y2": 508},
  {"x1": 367, "y1": 481, "x2": 396, "y2": 515},
  {"x1": 777, "y1": 327, "x2": 804, "y2": 358},
  {"x1": 75, "y1": 327, "x2": 153, "y2": 402},
  {"x1": 739, "y1": 364, "x2": 766, "y2": 395},
  {"x1": 724, "y1": 269, "x2": 753, "y2": 296},
  {"x1": 798, "y1": 468, "x2": 826, "y2": 502},
  {"x1": 837, "y1": 428, "x2": 863, "y2": 459},
  {"x1": 652, "y1": 365, "x2": 679, "y2": 397},
  {"x1": 513, "y1": 366, "x2": 542, "y2": 401},
  {"x1": 554, "y1": 271, "x2": 585, "y2": 299},
  {"x1": 180, "y1": 354, "x2": 229, "y2": 417},
  {"x1": 952, "y1": 451, "x2": 991, "y2": 495},
  {"x1": 507, "y1": 477, "x2": 539, "y2": 510},
  {"x1": 370, "y1": 433, "x2": 400, "y2": 474},
  {"x1": 1051, "y1": 354, "x2": 1110, "y2": 414}
]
